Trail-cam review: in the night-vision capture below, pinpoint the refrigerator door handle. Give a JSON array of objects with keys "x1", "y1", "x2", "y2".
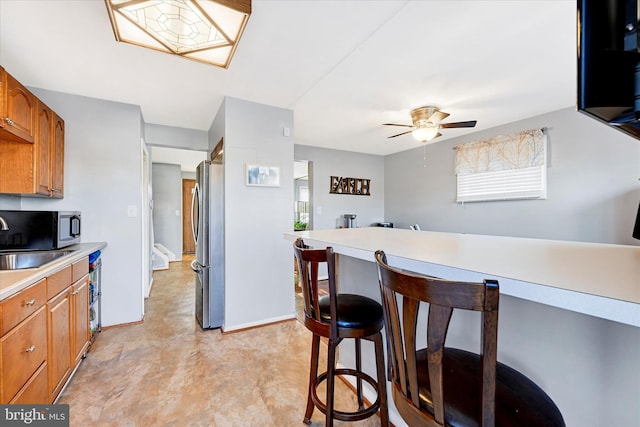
[
  {"x1": 191, "y1": 182, "x2": 200, "y2": 246},
  {"x1": 191, "y1": 259, "x2": 202, "y2": 273}
]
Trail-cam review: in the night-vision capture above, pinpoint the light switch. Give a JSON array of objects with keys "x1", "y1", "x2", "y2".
[
  {"x1": 317, "y1": 206, "x2": 322, "y2": 214},
  {"x1": 127, "y1": 205, "x2": 137, "y2": 217},
  {"x1": 176, "y1": 210, "x2": 181, "y2": 216}
]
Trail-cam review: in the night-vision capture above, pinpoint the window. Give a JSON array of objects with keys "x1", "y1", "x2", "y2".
[{"x1": 455, "y1": 129, "x2": 547, "y2": 203}]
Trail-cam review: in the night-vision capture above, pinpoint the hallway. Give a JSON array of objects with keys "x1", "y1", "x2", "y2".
[{"x1": 58, "y1": 256, "x2": 382, "y2": 426}]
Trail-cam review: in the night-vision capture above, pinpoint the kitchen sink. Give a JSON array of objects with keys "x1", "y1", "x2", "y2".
[{"x1": 0, "y1": 250, "x2": 74, "y2": 271}]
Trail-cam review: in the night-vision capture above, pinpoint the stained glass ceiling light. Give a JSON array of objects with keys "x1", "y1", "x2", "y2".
[{"x1": 105, "y1": 0, "x2": 251, "y2": 68}]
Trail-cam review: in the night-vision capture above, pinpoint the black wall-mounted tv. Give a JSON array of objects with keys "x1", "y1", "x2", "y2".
[
  {"x1": 578, "y1": 0, "x2": 640, "y2": 140},
  {"x1": 633, "y1": 202, "x2": 640, "y2": 240}
]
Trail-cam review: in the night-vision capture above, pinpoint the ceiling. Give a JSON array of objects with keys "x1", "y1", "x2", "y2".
[{"x1": 0, "y1": 1, "x2": 576, "y2": 156}]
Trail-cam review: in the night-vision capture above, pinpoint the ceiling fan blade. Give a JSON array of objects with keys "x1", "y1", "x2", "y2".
[
  {"x1": 382, "y1": 123, "x2": 414, "y2": 128},
  {"x1": 439, "y1": 120, "x2": 477, "y2": 129},
  {"x1": 387, "y1": 130, "x2": 413, "y2": 138},
  {"x1": 426, "y1": 110, "x2": 450, "y2": 123}
]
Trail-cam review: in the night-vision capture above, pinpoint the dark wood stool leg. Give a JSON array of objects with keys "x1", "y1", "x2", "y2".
[
  {"x1": 374, "y1": 332, "x2": 389, "y2": 427},
  {"x1": 304, "y1": 334, "x2": 321, "y2": 424},
  {"x1": 355, "y1": 338, "x2": 364, "y2": 410},
  {"x1": 326, "y1": 338, "x2": 338, "y2": 427}
]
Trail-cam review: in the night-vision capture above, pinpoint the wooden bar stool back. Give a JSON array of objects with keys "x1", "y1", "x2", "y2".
[
  {"x1": 293, "y1": 238, "x2": 389, "y2": 427},
  {"x1": 374, "y1": 250, "x2": 565, "y2": 427}
]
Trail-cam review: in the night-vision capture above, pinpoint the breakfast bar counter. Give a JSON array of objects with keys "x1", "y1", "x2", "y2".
[
  {"x1": 284, "y1": 227, "x2": 640, "y2": 427},
  {"x1": 285, "y1": 227, "x2": 639, "y2": 326}
]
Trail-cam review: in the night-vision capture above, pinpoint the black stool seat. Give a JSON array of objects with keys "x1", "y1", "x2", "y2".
[
  {"x1": 318, "y1": 294, "x2": 384, "y2": 330},
  {"x1": 294, "y1": 239, "x2": 389, "y2": 427},
  {"x1": 416, "y1": 348, "x2": 565, "y2": 427}
]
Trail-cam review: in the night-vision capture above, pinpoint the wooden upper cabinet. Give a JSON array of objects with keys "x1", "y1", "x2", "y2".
[
  {"x1": 36, "y1": 101, "x2": 53, "y2": 196},
  {"x1": 51, "y1": 113, "x2": 64, "y2": 197},
  {"x1": 0, "y1": 67, "x2": 36, "y2": 143},
  {"x1": 34, "y1": 101, "x2": 64, "y2": 198},
  {"x1": 0, "y1": 66, "x2": 64, "y2": 198}
]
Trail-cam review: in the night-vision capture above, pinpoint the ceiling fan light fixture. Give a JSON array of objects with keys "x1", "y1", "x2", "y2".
[
  {"x1": 412, "y1": 125, "x2": 439, "y2": 142},
  {"x1": 104, "y1": 0, "x2": 251, "y2": 69}
]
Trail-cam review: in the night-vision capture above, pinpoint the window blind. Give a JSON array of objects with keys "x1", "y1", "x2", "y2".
[{"x1": 455, "y1": 129, "x2": 547, "y2": 203}]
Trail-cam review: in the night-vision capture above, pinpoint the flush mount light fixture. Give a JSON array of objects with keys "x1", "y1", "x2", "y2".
[
  {"x1": 411, "y1": 123, "x2": 440, "y2": 142},
  {"x1": 104, "y1": 0, "x2": 251, "y2": 69}
]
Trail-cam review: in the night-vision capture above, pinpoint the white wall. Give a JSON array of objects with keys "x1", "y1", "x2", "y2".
[
  {"x1": 22, "y1": 87, "x2": 145, "y2": 326},
  {"x1": 385, "y1": 107, "x2": 640, "y2": 245},
  {"x1": 215, "y1": 97, "x2": 295, "y2": 331},
  {"x1": 151, "y1": 163, "x2": 182, "y2": 261},
  {"x1": 294, "y1": 145, "x2": 385, "y2": 229}
]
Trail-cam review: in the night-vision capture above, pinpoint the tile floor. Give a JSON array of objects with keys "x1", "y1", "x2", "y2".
[{"x1": 58, "y1": 255, "x2": 384, "y2": 426}]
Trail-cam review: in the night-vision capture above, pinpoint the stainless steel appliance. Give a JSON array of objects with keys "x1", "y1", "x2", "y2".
[
  {"x1": 343, "y1": 214, "x2": 357, "y2": 228},
  {"x1": 0, "y1": 210, "x2": 81, "y2": 251},
  {"x1": 190, "y1": 161, "x2": 224, "y2": 329}
]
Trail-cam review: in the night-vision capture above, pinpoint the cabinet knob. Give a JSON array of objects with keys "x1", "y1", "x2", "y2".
[
  {"x1": 3, "y1": 117, "x2": 14, "y2": 126},
  {"x1": 25, "y1": 298, "x2": 36, "y2": 306},
  {"x1": 25, "y1": 345, "x2": 36, "y2": 353}
]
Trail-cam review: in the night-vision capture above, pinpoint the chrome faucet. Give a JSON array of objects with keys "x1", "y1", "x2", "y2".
[{"x1": 0, "y1": 216, "x2": 8, "y2": 231}]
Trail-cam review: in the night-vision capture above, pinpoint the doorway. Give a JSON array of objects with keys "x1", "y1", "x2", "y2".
[
  {"x1": 294, "y1": 160, "x2": 313, "y2": 320},
  {"x1": 182, "y1": 178, "x2": 196, "y2": 254}
]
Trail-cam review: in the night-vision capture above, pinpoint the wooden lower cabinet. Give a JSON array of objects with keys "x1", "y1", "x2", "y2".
[
  {"x1": 47, "y1": 288, "x2": 72, "y2": 401},
  {"x1": 71, "y1": 276, "x2": 90, "y2": 367},
  {"x1": 0, "y1": 307, "x2": 47, "y2": 402},
  {"x1": 0, "y1": 255, "x2": 92, "y2": 404},
  {"x1": 10, "y1": 362, "x2": 48, "y2": 404}
]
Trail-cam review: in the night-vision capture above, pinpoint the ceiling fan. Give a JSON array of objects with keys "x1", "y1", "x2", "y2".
[{"x1": 383, "y1": 106, "x2": 477, "y2": 142}]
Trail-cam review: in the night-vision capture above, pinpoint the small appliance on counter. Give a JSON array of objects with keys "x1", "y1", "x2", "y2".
[
  {"x1": 343, "y1": 214, "x2": 357, "y2": 228},
  {"x1": 0, "y1": 210, "x2": 81, "y2": 251},
  {"x1": 374, "y1": 222, "x2": 394, "y2": 228}
]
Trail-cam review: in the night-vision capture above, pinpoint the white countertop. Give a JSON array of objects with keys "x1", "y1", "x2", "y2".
[
  {"x1": 284, "y1": 228, "x2": 640, "y2": 326},
  {"x1": 0, "y1": 242, "x2": 107, "y2": 301}
]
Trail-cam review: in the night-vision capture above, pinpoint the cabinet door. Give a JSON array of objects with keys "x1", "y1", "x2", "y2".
[
  {"x1": 0, "y1": 308, "x2": 47, "y2": 403},
  {"x1": 71, "y1": 277, "x2": 89, "y2": 366},
  {"x1": 47, "y1": 289, "x2": 71, "y2": 401},
  {"x1": 35, "y1": 101, "x2": 53, "y2": 196},
  {"x1": 51, "y1": 113, "x2": 64, "y2": 198},
  {"x1": 0, "y1": 68, "x2": 36, "y2": 143}
]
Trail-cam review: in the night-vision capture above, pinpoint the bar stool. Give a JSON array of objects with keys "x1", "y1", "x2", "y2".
[
  {"x1": 375, "y1": 250, "x2": 565, "y2": 427},
  {"x1": 293, "y1": 238, "x2": 389, "y2": 427}
]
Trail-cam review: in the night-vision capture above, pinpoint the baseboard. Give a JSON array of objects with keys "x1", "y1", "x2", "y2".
[{"x1": 221, "y1": 314, "x2": 297, "y2": 333}]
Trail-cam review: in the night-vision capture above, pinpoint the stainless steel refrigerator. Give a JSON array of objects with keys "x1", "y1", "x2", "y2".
[{"x1": 191, "y1": 160, "x2": 224, "y2": 329}]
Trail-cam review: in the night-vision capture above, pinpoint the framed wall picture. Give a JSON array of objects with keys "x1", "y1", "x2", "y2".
[{"x1": 246, "y1": 164, "x2": 280, "y2": 187}]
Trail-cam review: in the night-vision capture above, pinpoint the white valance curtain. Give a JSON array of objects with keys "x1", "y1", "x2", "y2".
[
  {"x1": 455, "y1": 129, "x2": 547, "y2": 203},
  {"x1": 455, "y1": 129, "x2": 545, "y2": 174}
]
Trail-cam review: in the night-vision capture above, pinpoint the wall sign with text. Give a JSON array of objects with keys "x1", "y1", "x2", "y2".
[{"x1": 330, "y1": 176, "x2": 371, "y2": 196}]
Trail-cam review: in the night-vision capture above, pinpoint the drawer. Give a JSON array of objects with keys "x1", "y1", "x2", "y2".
[
  {"x1": 9, "y1": 362, "x2": 48, "y2": 404},
  {"x1": 1, "y1": 279, "x2": 46, "y2": 335},
  {"x1": 1, "y1": 307, "x2": 47, "y2": 403},
  {"x1": 72, "y1": 257, "x2": 89, "y2": 283},
  {"x1": 47, "y1": 265, "x2": 72, "y2": 299}
]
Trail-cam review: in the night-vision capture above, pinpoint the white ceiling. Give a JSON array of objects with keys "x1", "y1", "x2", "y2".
[{"x1": 0, "y1": 1, "x2": 576, "y2": 156}]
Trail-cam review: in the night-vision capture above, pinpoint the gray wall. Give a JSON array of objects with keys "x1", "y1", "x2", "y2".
[
  {"x1": 151, "y1": 163, "x2": 183, "y2": 260},
  {"x1": 385, "y1": 107, "x2": 640, "y2": 245},
  {"x1": 145, "y1": 123, "x2": 208, "y2": 150},
  {"x1": 295, "y1": 145, "x2": 385, "y2": 229},
  {"x1": 18, "y1": 87, "x2": 145, "y2": 327},
  {"x1": 214, "y1": 97, "x2": 295, "y2": 331}
]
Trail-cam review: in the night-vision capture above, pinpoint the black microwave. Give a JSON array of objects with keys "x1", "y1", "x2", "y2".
[{"x1": 0, "y1": 210, "x2": 81, "y2": 251}]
